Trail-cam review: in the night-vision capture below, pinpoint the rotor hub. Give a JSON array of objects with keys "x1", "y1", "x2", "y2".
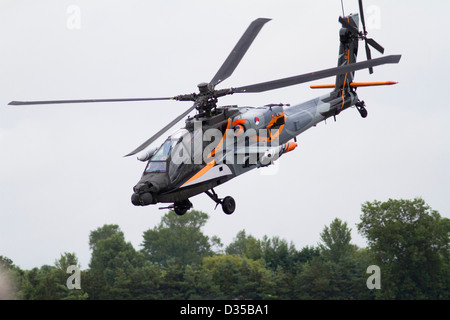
[{"x1": 197, "y1": 82, "x2": 210, "y2": 94}]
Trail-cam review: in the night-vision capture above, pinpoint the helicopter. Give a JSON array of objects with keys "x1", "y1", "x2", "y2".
[{"x1": 9, "y1": 1, "x2": 401, "y2": 216}]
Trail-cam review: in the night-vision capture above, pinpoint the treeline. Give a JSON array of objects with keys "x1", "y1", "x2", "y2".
[{"x1": 1, "y1": 198, "x2": 448, "y2": 300}]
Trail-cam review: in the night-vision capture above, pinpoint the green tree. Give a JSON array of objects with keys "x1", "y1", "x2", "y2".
[
  {"x1": 20, "y1": 265, "x2": 66, "y2": 300},
  {"x1": 358, "y1": 198, "x2": 450, "y2": 299},
  {"x1": 141, "y1": 210, "x2": 218, "y2": 266},
  {"x1": 0, "y1": 256, "x2": 22, "y2": 300},
  {"x1": 182, "y1": 264, "x2": 220, "y2": 299},
  {"x1": 0, "y1": 256, "x2": 14, "y2": 269},
  {"x1": 54, "y1": 252, "x2": 79, "y2": 271},
  {"x1": 85, "y1": 224, "x2": 146, "y2": 299},
  {"x1": 297, "y1": 245, "x2": 321, "y2": 263},
  {"x1": 261, "y1": 236, "x2": 298, "y2": 271},
  {"x1": 294, "y1": 256, "x2": 332, "y2": 299},
  {"x1": 18, "y1": 253, "x2": 88, "y2": 300},
  {"x1": 159, "y1": 260, "x2": 186, "y2": 299},
  {"x1": 226, "y1": 230, "x2": 263, "y2": 260},
  {"x1": 54, "y1": 252, "x2": 88, "y2": 300},
  {"x1": 89, "y1": 224, "x2": 123, "y2": 250},
  {"x1": 271, "y1": 265, "x2": 296, "y2": 299},
  {"x1": 126, "y1": 262, "x2": 163, "y2": 299},
  {"x1": 294, "y1": 218, "x2": 374, "y2": 300},
  {"x1": 319, "y1": 218, "x2": 354, "y2": 263},
  {"x1": 202, "y1": 255, "x2": 273, "y2": 299}
]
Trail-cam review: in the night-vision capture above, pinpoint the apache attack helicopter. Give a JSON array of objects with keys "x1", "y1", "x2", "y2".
[{"x1": 9, "y1": 1, "x2": 401, "y2": 216}]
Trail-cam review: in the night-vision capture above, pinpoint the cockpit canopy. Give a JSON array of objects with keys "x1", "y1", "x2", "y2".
[
  {"x1": 144, "y1": 139, "x2": 173, "y2": 174},
  {"x1": 143, "y1": 128, "x2": 192, "y2": 176}
]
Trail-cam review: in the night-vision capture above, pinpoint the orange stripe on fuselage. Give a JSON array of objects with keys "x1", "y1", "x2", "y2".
[
  {"x1": 232, "y1": 119, "x2": 246, "y2": 126},
  {"x1": 340, "y1": 16, "x2": 351, "y2": 112},
  {"x1": 341, "y1": 46, "x2": 350, "y2": 111},
  {"x1": 207, "y1": 118, "x2": 231, "y2": 159},
  {"x1": 250, "y1": 114, "x2": 286, "y2": 142},
  {"x1": 234, "y1": 124, "x2": 244, "y2": 136},
  {"x1": 181, "y1": 160, "x2": 216, "y2": 187}
]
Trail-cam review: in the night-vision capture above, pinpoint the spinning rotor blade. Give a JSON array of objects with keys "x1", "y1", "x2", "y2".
[
  {"x1": 9, "y1": 97, "x2": 174, "y2": 106},
  {"x1": 365, "y1": 42, "x2": 374, "y2": 74},
  {"x1": 358, "y1": 0, "x2": 367, "y2": 34},
  {"x1": 124, "y1": 103, "x2": 197, "y2": 157},
  {"x1": 366, "y1": 38, "x2": 384, "y2": 54},
  {"x1": 210, "y1": 18, "x2": 271, "y2": 87},
  {"x1": 233, "y1": 55, "x2": 401, "y2": 93},
  {"x1": 338, "y1": 14, "x2": 385, "y2": 75},
  {"x1": 337, "y1": 18, "x2": 384, "y2": 55},
  {"x1": 358, "y1": 0, "x2": 384, "y2": 55},
  {"x1": 358, "y1": 0, "x2": 372, "y2": 74}
]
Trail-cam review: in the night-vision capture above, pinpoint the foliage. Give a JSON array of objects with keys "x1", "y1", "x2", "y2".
[
  {"x1": 202, "y1": 254, "x2": 273, "y2": 299},
  {"x1": 141, "y1": 210, "x2": 218, "y2": 266},
  {"x1": 3, "y1": 198, "x2": 448, "y2": 300},
  {"x1": 0, "y1": 256, "x2": 23, "y2": 299},
  {"x1": 358, "y1": 198, "x2": 450, "y2": 299},
  {"x1": 85, "y1": 225, "x2": 146, "y2": 299},
  {"x1": 17, "y1": 253, "x2": 88, "y2": 300},
  {"x1": 319, "y1": 218, "x2": 354, "y2": 263},
  {"x1": 225, "y1": 230, "x2": 262, "y2": 260}
]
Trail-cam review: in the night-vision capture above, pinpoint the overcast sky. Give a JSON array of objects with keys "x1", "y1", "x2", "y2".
[{"x1": 1, "y1": 0, "x2": 449, "y2": 270}]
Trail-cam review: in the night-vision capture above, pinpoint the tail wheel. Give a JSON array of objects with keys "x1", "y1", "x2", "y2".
[
  {"x1": 221, "y1": 196, "x2": 236, "y2": 215},
  {"x1": 355, "y1": 100, "x2": 368, "y2": 118}
]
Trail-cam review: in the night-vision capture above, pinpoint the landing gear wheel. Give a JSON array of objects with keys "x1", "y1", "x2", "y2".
[
  {"x1": 173, "y1": 199, "x2": 192, "y2": 216},
  {"x1": 205, "y1": 189, "x2": 236, "y2": 215},
  {"x1": 221, "y1": 196, "x2": 236, "y2": 215},
  {"x1": 174, "y1": 206, "x2": 188, "y2": 216}
]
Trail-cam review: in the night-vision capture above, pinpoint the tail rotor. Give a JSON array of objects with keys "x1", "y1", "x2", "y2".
[{"x1": 339, "y1": 0, "x2": 385, "y2": 74}]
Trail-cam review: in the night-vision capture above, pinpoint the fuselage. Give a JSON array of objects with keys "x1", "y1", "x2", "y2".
[{"x1": 131, "y1": 89, "x2": 358, "y2": 206}]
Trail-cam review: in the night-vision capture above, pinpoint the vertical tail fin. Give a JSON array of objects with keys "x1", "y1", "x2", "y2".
[{"x1": 335, "y1": 14, "x2": 359, "y2": 92}]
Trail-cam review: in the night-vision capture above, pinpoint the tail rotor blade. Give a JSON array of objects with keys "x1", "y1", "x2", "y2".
[
  {"x1": 365, "y1": 42, "x2": 374, "y2": 74},
  {"x1": 366, "y1": 38, "x2": 385, "y2": 54},
  {"x1": 358, "y1": 0, "x2": 367, "y2": 34}
]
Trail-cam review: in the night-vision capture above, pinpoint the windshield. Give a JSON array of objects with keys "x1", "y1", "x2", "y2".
[{"x1": 144, "y1": 139, "x2": 173, "y2": 174}]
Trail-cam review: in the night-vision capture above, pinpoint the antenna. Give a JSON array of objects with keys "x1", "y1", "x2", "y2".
[{"x1": 340, "y1": 0, "x2": 345, "y2": 16}]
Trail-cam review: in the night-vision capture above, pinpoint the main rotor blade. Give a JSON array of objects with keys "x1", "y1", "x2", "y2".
[
  {"x1": 8, "y1": 97, "x2": 174, "y2": 106},
  {"x1": 124, "y1": 103, "x2": 197, "y2": 157},
  {"x1": 210, "y1": 18, "x2": 271, "y2": 87},
  {"x1": 233, "y1": 55, "x2": 401, "y2": 93}
]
